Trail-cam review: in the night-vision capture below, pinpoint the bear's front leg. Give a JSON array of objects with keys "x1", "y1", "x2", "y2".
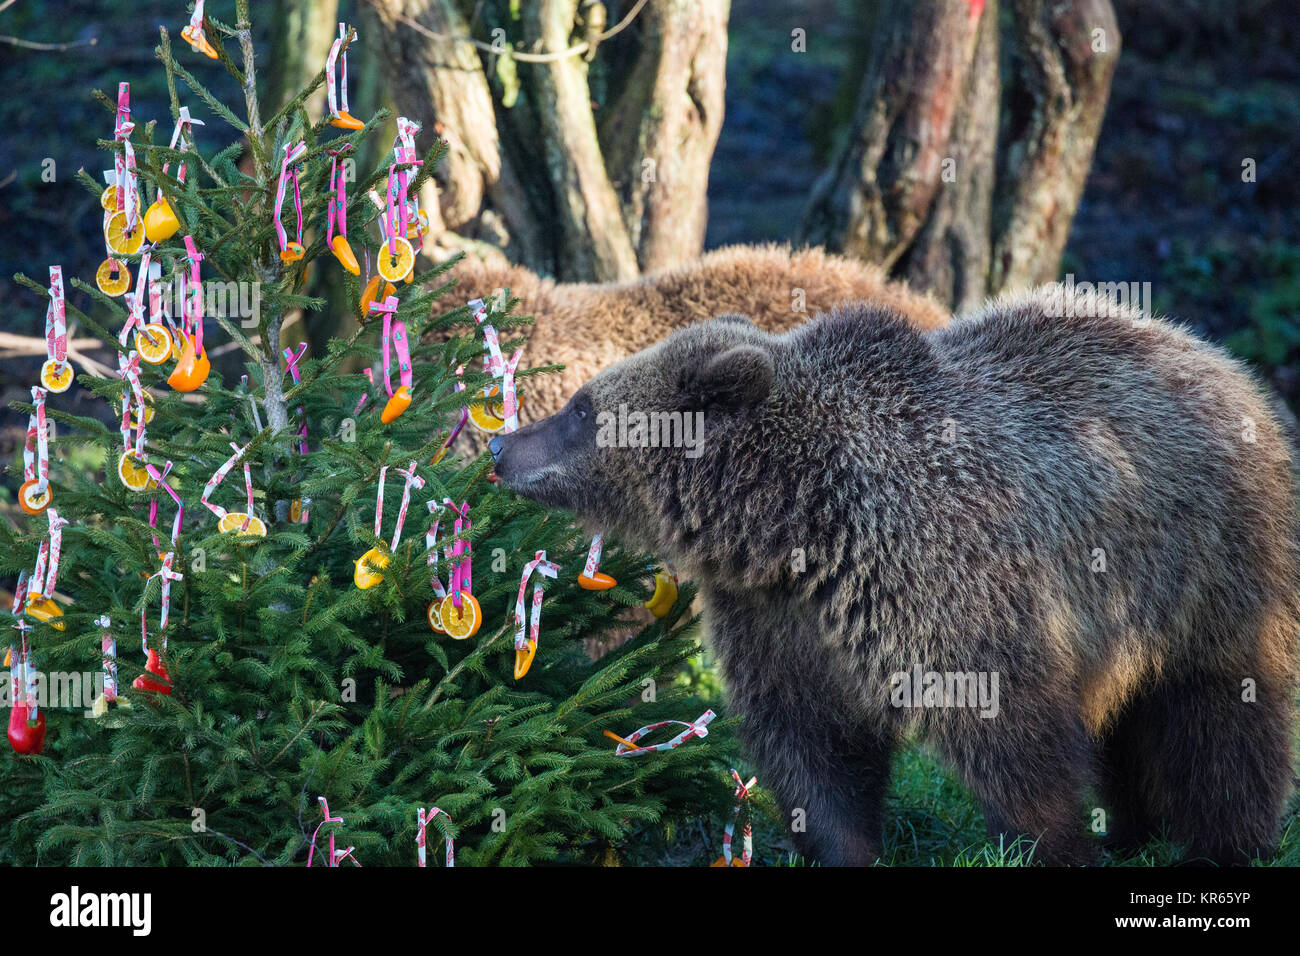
[{"x1": 741, "y1": 704, "x2": 893, "y2": 866}]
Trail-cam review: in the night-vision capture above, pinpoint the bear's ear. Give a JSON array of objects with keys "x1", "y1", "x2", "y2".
[{"x1": 679, "y1": 345, "x2": 774, "y2": 411}]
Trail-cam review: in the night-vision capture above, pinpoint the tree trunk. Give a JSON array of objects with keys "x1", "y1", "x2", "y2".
[
  {"x1": 799, "y1": 0, "x2": 1119, "y2": 309},
  {"x1": 269, "y1": 0, "x2": 340, "y2": 120},
  {"x1": 365, "y1": 0, "x2": 730, "y2": 280}
]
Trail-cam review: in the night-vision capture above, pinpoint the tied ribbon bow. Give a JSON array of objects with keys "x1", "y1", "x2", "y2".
[
  {"x1": 274, "y1": 141, "x2": 308, "y2": 254},
  {"x1": 369, "y1": 295, "x2": 412, "y2": 397},
  {"x1": 416, "y1": 807, "x2": 455, "y2": 868},
  {"x1": 373, "y1": 462, "x2": 425, "y2": 550},
  {"x1": 23, "y1": 386, "x2": 51, "y2": 493},
  {"x1": 44, "y1": 266, "x2": 69, "y2": 374}
]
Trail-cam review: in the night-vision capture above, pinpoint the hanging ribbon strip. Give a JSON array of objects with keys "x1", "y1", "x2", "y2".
[
  {"x1": 43, "y1": 265, "x2": 70, "y2": 386},
  {"x1": 180, "y1": 235, "x2": 205, "y2": 352},
  {"x1": 369, "y1": 295, "x2": 411, "y2": 399},
  {"x1": 308, "y1": 796, "x2": 360, "y2": 867},
  {"x1": 201, "y1": 442, "x2": 255, "y2": 527},
  {"x1": 140, "y1": 460, "x2": 184, "y2": 654},
  {"x1": 443, "y1": 500, "x2": 471, "y2": 611},
  {"x1": 23, "y1": 386, "x2": 50, "y2": 496},
  {"x1": 469, "y1": 297, "x2": 522, "y2": 433},
  {"x1": 513, "y1": 550, "x2": 559, "y2": 657},
  {"x1": 274, "y1": 141, "x2": 308, "y2": 256},
  {"x1": 120, "y1": 246, "x2": 154, "y2": 346},
  {"x1": 163, "y1": 106, "x2": 204, "y2": 189},
  {"x1": 394, "y1": 118, "x2": 422, "y2": 248},
  {"x1": 382, "y1": 119, "x2": 422, "y2": 255},
  {"x1": 582, "y1": 534, "x2": 606, "y2": 580},
  {"x1": 29, "y1": 509, "x2": 68, "y2": 604},
  {"x1": 416, "y1": 807, "x2": 455, "y2": 868},
  {"x1": 113, "y1": 83, "x2": 140, "y2": 232},
  {"x1": 433, "y1": 365, "x2": 470, "y2": 460},
  {"x1": 116, "y1": 353, "x2": 147, "y2": 458},
  {"x1": 282, "y1": 344, "x2": 311, "y2": 523},
  {"x1": 424, "y1": 501, "x2": 455, "y2": 603},
  {"x1": 11, "y1": 642, "x2": 37, "y2": 725},
  {"x1": 326, "y1": 146, "x2": 352, "y2": 248},
  {"x1": 97, "y1": 615, "x2": 117, "y2": 705},
  {"x1": 144, "y1": 461, "x2": 184, "y2": 553},
  {"x1": 373, "y1": 462, "x2": 424, "y2": 549},
  {"x1": 720, "y1": 770, "x2": 757, "y2": 866},
  {"x1": 325, "y1": 24, "x2": 352, "y2": 123},
  {"x1": 610, "y1": 709, "x2": 716, "y2": 758}
]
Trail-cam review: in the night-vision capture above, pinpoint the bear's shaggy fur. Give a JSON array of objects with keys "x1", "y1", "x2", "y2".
[
  {"x1": 492, "y1": 288, "x2": 1300, "y2": 866},
  {"x1": 444, "y1": 244, "x2": 948, "y2": 434}
]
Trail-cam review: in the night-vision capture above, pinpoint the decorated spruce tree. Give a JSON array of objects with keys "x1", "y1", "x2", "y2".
[{"x1": 0, "y1": 1, "x2": 749, "y2": 866}]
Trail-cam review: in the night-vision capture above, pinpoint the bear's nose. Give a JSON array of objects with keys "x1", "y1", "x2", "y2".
[{"x1": 489, "y1": 436, "x2": 503, "y2": 461}]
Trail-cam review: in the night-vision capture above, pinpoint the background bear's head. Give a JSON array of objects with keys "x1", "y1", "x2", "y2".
[{"x1": 492, "y1": 306, "x2": 935, "y2": 592}]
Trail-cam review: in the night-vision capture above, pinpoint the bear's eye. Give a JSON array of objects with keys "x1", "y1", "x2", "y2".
[{"x1": 575, "y1": 406, "x2": 587, "y2": 419}]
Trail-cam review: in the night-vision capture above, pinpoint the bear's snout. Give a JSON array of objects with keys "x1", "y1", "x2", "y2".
[{"x1": 489, "y1": 435, "x2": 503, "y2": 461}]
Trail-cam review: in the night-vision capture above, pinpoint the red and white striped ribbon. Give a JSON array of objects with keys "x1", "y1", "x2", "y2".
[
  {"x1": 162, "y1": 107, "x2": 204, "y2": 187},
  {"x1": 142, "y1": 551, "x2": 183, "y2": 654},
  {"x1": 180, "y1": 235, "x2": 205, "y2": 351},
  {"x1": 30, "y1": 508, "x2": 68, "y2": 599},
  {"x1": 121, "y1": 247, "x2": 154, "y2": 345},
  {"x1": 116, "y1": 352, "x2": 147, "y2": 456},
  {"x1": 145, "y1": 461, "x2": 185, "y2": 551},
  {"x1": 416, "y1": 807, "x2": 454, "y2": 868},
  {"x1": 467, "y1": 298, "x2": 522, "y2": 432},
  {"x1": 23, "y1": 387, "x2": 50, "y2": 492},
  {"x1": 721, "y1": 770, "x2": 757, "y2": 866},
  {"x1": 373, "y1": 462, "x2": 424, "y2": 549},
  {"x1": 443, "y1": 499, "x2": 472, "y2": 608},
  {"x1": 581, "y1": 534, "x2": 605, "y2": 580},
  {"x1": 45, "y1": 265, "x2": 68, "y2": 372},
  {"x1": 113, "y1": 83, "x2": 140, "y2": 231},
  {"x1": 308, "y1": 796, "x2": 361, "y2": 867},
  {"x1": 187, "y1": 0, "x2": 206, "y2": 38},
  {"x1": 612, "y1": 709, "x2": 716, "y2": 758},
  {"x1": 513, "y1": 550, "x2": 559, "y2": 653},
  {"x1": 201, "y1": 442, "x2": 254, "y2": 524}
]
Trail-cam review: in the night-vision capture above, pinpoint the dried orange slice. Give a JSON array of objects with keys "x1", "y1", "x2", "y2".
[
  {"x1": 100, "y1": 185, "x2": 118, "y2": 212},
  {"x1": 117, "y1": 450, "x2": 157, "y2": 491},
  {"x1": 438, "y1": 592, "x2": 480, "y2": 640},
  {"x1": 468, "y1": 384, "x2": 507, "y2": 434},
  {"x1": 105, "y1": 210, "x2": 145, "y2": 256},
  {"x1": 427, "y1": 600, "x2": 445, "y2": 633},
  {"x1": 218, "y1": 512, "x2": 267, "y2": 539},
  {"x1": 40, "y1": 359, "x2": 74, "y2": 393},
  {"x1": 18, "y1": 479, "x2": 52, "y2": 515},
  {"x1": 96, "y1": 258, "x2": 131, "y2": 297},
  {"x1": 128, "y1": 391, "x2": 156, "y2": 430},
  {"x1": 376, "y1": 236, "x2": 414, "y2": 282},
  {"x1": 136, "y1": 324, "x2": 173, "y2": 365}
]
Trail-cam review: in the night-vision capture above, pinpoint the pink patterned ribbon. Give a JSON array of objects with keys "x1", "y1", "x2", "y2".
[
  {"x1": 468, "y1": 297, "x2": 522, "y2": 433},
  {"x1": 326, "y1": 146, "x2": 352, "y2": 246},
  {"x1": 513, "y1": 550, "x2": 559, "y2": 656},
  {"x1": 612, "y1": 709, "x2": 716, "y2": 758},
  {"x1": 180, "y1": 235, "x2": 205, "y2": 353},
  {"x1": 416, "y1": 807, "x2": 454, "y2": 868},
  {"x1": 369, "y1": 295, "x2": 411, "y2": 397},
  {"x1": 274, "y1": 141, "x2": 308, "y2": 254}
]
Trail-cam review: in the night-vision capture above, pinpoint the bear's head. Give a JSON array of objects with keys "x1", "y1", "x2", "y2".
[{"x1": 490, "y1": 315, "x2": 786, "y2": 580}]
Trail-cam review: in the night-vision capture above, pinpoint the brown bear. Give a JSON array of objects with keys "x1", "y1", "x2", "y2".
[
  {"x1": 442, "y1": 244, "x2": 948, "y2": 439},
  {"x1": 489, "y1": 287, "x2": 1300, "y2": 866}
]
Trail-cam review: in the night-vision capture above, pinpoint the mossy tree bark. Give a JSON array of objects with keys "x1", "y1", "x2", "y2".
[
  {"x1": 799, "y1": 0, "x2": 1119, "y2": 312},
  {"x1": 365, "y1": 0, "x2": 729, "y2": 281}
]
